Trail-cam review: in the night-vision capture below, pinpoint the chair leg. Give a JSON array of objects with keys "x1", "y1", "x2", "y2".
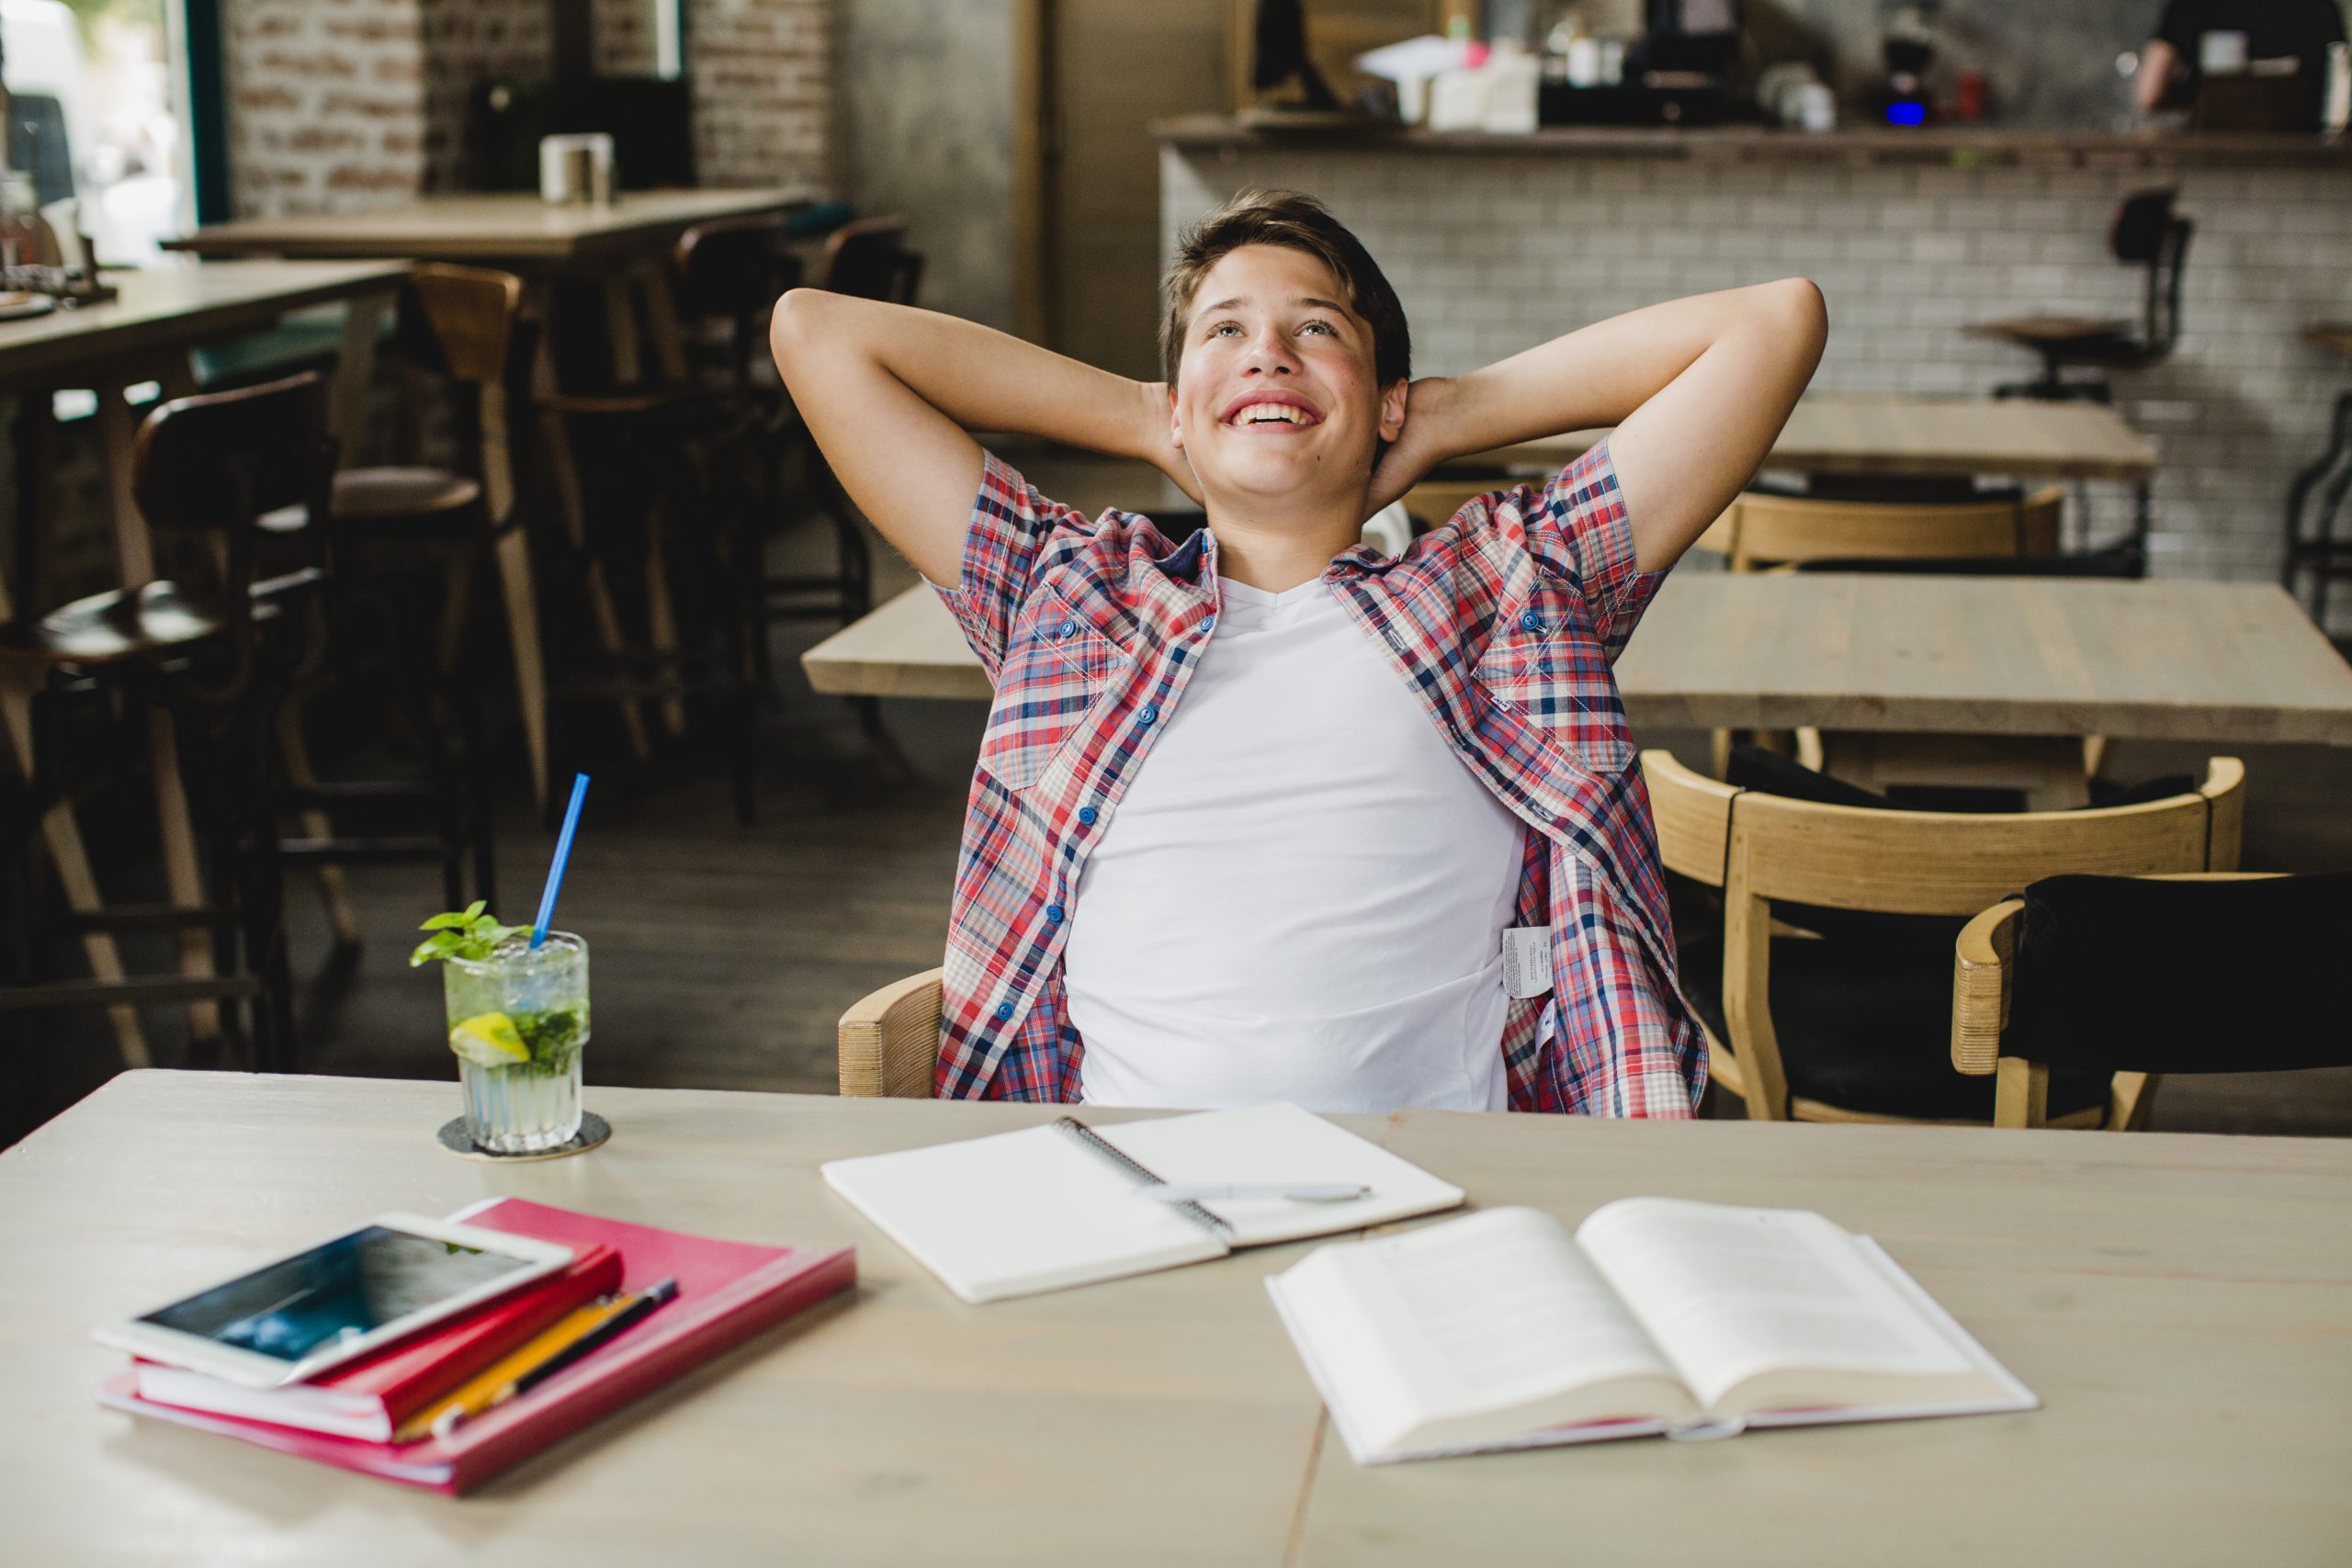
[
  {"x1": 491, "y1": 527, "x2": 551, "y2": 816},
  {"x1": 644, "y1": 500, "x2": 689, "y2": 739},
  {"x1": 538, "y1": 408, "x2": 651, "y2": 761},
  {"x1": 275, "y1": 692, "x2": 363, "y2": 948},
  {"x1": 146, "y1": 703, "x2": 222, "y2": 1043}
]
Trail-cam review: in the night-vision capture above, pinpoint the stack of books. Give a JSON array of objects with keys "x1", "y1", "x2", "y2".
[{"x1": 95, "y1": 1199, "x2": 854, "y2": 1495}]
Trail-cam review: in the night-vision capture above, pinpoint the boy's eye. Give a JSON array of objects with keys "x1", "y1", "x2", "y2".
[
  {"x1": 1212, "y1": 321, "x2": 1241, "y2": 338},
  {"x1": 1300, "y1": 320, "x2": 1334, "y2": 336}
]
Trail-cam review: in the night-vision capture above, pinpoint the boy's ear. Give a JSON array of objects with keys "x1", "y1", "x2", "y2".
[
  {"x1": 1378, "y1": 378, "x2": 1409, "y2": 444},
  {"x1": 1167, "y1": 379, "x2": 1186, "y2": 451}
]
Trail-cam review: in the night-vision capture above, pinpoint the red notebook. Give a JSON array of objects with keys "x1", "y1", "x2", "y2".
[
  {"x1": 131, "y1": 1243, "x2": 625, "y2": 1441},
  {"x1": 97, "y1": 1200, "x2": 856, "y2": 1495}
]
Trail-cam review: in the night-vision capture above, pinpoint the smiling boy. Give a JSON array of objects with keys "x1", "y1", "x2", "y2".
[{"x1": 772, "y1": 190, "x2": 1825, "y2": 1115}]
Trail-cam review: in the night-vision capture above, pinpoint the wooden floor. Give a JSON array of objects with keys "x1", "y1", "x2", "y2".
[{"x1": 13, "y1": 450, "x2": 2352, "y2": 1139}]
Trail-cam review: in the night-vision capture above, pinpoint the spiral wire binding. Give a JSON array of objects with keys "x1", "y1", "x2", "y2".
[{"x1": 1052, "y1": 1116, "x2": 1234, "y2": 1236}]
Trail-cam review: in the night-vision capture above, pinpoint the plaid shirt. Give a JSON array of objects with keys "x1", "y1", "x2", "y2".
[{"x1": 932, "y1": 441, "x2": 1707, "y2": 1116}]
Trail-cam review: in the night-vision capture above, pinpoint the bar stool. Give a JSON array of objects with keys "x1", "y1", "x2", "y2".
[
  {"x1": 532, "y1": 274, "x2": 763, "y2": 826},
  {"x1": 1967, "y1": 189, "x2": 2192, "y2": 403},
  {"x1": 2284, "y1": 322, "x2": 2352, "y2": 631},
  {"x1": 0, "y1": 373, "x2": 334, "y2": 1084},
  {"x1": 288, "y1": 265, "x2": 537, "y2": 902}
]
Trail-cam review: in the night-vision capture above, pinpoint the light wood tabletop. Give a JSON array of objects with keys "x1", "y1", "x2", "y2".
[
  {"x1": 0, "y1": 257, "x2": 409, "y2": 408},
  {"x1": 1464, "y1": 393, "x2": 2159, "y2": 482},
  {"x1": 164, "y1": 188, "x2": 814, "y2": 264},
  {"x1": 804, "y1": 574, "x2": 2352, "y2": 745},
  {"x1": 6, "y1": 1072, "x2": 2347, "y2": 1565}
]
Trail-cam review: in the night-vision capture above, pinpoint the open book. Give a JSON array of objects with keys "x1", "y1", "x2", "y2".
[
  {"x1": 1268, "y1": 1199, "x2": 2036, "y2": 1463},
  {"x1": 820, "y1": 1102, "x2": 1464, "y2": 1303}
]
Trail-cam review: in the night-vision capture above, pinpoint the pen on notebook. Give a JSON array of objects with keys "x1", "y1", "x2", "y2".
[
  {"x1": 1143, "y1": 1182, "x2": 1369, "y2": 1204},
  {"x1": 406, "y1": 1278, "x2": 679, "y2": 1442}
]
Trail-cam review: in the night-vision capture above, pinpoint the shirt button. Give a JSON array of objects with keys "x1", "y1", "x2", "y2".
[
  {"x1": 1139, "y1": 703, "x2": 1159, "y2": 725},
  {"x1": 1520, "y1": 611, "x2": 1544, "y2": 633},
  {"x1": 1077, "y1": 806, "x2": 1098, "y2": 825},
  {"x1": 1046, "y1": 903, "x2": 1065, "y2": 924},
  {"x1": 994, "y1": 1001, "x2": 1015, "y2": 1021},
  {"x1": 1057, "y1": 618, "x2": 1078, "y2": 638},
  {"x1": 1203, "y1": 617, "x2": 1216, "y2": 633}
]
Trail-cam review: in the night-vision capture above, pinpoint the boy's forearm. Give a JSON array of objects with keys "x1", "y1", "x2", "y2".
[
  {"x1": 777, "y1": 290, "x2": 1162, "y2": 463},
  {"x1": 1434, "y1": 281, "x2": 1820, "y2": 460}
]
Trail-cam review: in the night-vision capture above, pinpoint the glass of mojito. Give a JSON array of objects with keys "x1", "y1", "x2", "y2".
[{"x1": 444, "y1": 932, "x2": 591, "y2": 1155}]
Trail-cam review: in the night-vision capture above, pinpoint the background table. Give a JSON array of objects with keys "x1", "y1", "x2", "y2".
[
  {"x1": 6, "y1": 1072, "x2": 2347, "y2": 1565},
  {"x1": 804, "y1": 575, "x2": 2352, "y2": 748},
  {"x1": 1467, "y1": 392, "x2": 2159, "y2": 483}
]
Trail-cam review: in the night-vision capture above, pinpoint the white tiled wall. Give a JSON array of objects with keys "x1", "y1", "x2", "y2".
[{"x1": 1164, "y1": 147, "x2": 2352, "y2": 626}]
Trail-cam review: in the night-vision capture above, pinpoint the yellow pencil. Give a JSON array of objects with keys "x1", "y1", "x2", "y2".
[{"x1": 394, "y1": 1295, "x2": 633, "y2": 1443}]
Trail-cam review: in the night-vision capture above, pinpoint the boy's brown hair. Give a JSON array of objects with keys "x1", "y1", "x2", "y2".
[{"x1": 1159, "y1": 189, "x2": 1411, "y2": 391}]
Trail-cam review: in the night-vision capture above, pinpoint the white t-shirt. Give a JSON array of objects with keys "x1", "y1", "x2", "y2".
[{"x1": 1065, "y1": 574, "x2": 1523, "y2": 1113}]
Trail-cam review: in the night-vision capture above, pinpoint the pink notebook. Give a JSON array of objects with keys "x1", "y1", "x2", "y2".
[{"x1": 97, "y1": 1200, "x2": 855, "y2": 1495}]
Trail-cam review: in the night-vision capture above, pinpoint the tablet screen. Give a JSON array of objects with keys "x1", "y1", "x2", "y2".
[{"x1": 139, "y1": 1225, "x2": 537, "y2": 1362}]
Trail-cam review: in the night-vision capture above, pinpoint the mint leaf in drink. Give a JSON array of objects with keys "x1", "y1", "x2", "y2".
[{"x1": 409, "y1": 906, "x2": 526, "y2": 966}]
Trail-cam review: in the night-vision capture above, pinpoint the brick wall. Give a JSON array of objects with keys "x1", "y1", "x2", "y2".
[
  {"x1": 225, "y1": 0, "x2": 427, "y2": 215},
  {"x1": 419, "y1": 0, "x2": 550, "y2": 193},
  {"x1": 226, "y1": 0, "x2": 831, "y2": 214},
  {"x1": 689, "y1": 0, "x2": 832, "y2": 189},
  {"x1": 1164, "y1": 145, "x2": 2352, "y2": 627}
]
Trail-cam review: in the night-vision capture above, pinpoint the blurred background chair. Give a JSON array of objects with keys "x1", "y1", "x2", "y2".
[
  {"x1": 1953, "y1": 872, "x2": 2352, "y2": 1128},
  {"x1": 0, "y1": 372, "x2": 334, "y2": 1116},
  {"x1": 1968, "y1": 188, "x2": 2191, "y2": 403},
  {"x1": 1645, "y1": 747, "x2": 2244, "y2": 1127},
  {"x1": 836, "y1": 966, "x2": 945, "y2": 1099}
]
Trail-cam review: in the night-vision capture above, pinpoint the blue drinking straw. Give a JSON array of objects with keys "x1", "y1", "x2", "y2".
[{"x1": 530, "y1": 773, "x2": 592, "y2": 952}]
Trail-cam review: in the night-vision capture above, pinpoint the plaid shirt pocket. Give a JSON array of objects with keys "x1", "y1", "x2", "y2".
[
  {"x1": 978, "y1": 592, "x2": 1126, "y2": 790},
  {"x1": 1472, "y1": 574, "x2": 1637, "y2": 777}
]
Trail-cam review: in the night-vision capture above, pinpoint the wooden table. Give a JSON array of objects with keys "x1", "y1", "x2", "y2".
[
  {"x1": 6, "y1": 1072, "x2": 2347, "y2": 1564},
  {"x1": 805, "y1": 575, "x2": 2352, "y2": 746},
  {"x1": 0, "y1": 260, "x2": 414, "y2": 1060},
  {"x1": 1466, "y1": 392, "x2": 2159, "y2": 484}
]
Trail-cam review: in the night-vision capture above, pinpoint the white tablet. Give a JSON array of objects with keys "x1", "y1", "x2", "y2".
[{"x1": 93, "y1": 1213, "x2": 573, "y2": 1389}]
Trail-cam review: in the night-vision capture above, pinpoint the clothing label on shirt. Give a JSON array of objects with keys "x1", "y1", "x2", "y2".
[{"x1": 1501, "y1": 926, "x2": 1553, "y2": 999}]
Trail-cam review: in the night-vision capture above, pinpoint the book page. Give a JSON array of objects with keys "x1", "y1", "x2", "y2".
[
  {"x1": 1575, "y1": 1198, "x2": 1978, "y2": 1416},
  {"x1": 1273, "y1": 1207, "x2": 1694, "y2": 1458}
]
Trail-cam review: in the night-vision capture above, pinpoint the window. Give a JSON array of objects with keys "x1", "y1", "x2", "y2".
[{"x1": 4, "y1": 0, "x2": 195, "y2": 264}]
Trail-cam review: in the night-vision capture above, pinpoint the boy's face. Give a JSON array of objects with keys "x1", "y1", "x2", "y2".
[{"x1": 1169, "y1": 244, "x2": 1407, "y2": 510}]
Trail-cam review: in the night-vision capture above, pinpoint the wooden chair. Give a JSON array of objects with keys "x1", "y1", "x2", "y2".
[
  {"x1": 1952, "y1": 872, "x2": 2349, "y2": 1129},
  {"x1": 838, "y1": 967, "x2": 944, "y2": 1098},
  {"x1": 0, "y1": 373, "x2": 334, "y2": 1081},
  {"x1": 277, "y1": 264, "x2": 530, "y2": 940},
  {"x1": 1695, "y1": 485, "x2": 2073, "y2": 794},
  {"x1": 1694, "y1": 486, "x2": 2063, "y2": 572},
  {"x1": 1645, "y1": 748, "x2": 2244, "y2": 1127}
]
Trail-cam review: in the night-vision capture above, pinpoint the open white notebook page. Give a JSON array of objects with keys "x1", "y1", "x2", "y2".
[
  {"x1": 1576, "y1": 1198, "x2": 1987, "y2": 1414},
  {"x1": 820, "y1": 1124, "x2": 1225, "y2": 1303},
  {"x1": 1099, "y1": 1102, "x2": 1464, "y2": 1245}
]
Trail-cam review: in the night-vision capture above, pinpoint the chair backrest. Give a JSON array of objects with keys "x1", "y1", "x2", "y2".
[
  {"x1": 1697, "y1": 487, "x2": 2063, "y2": 571},
  {"x1": 1795, "y1": 545, "x2": 2144, "y2": 580},
  {"x1": 837, "y1": 967, "x2": 944, "y2": 1098},
  {"x1": 673, "y1": 215, "x2": 806, "y2": 385},
  {"x1": 818, "y1": 216, "x2": 924, "y2": 306},
  {"x1": 401, "y1": 264, "x2": 526, "y2": 525},
  {"x1": 1645, "y1": 749, "x2": 2245, "y2": 1119},
  {"x1": 405, "y1": 263, "x2": 523, "y2": 389},
  {"x1": 2109, "y1": 188, "x2": 2191, "y2": 358},
  {"x1": 1952, "y1": 872, "x2": 2347, "y2": 1127},
  {"x1": 135, "y1": 371, "x2": 334, "y2": 538}
]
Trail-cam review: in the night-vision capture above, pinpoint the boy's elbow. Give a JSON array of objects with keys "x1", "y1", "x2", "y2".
[
  {"x1": 768, "y1": 287, "x2": 835, "y2": 368},
  {"x1": 1768, "y1": 276, "x2": 1829, "y2": 346}
]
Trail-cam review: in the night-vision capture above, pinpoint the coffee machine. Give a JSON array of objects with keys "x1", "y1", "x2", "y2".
[
  {"x1": 1544, "y1": 0, "x2": 1744, "y2": 125},
  {"x1": 1877, "y1": 2, "x2": 1939, "y2": 127}
]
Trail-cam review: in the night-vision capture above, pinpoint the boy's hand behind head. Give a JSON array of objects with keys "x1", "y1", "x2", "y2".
[{"x1": 1365, "y1": 378, "x2": 1458, "y2": 519}]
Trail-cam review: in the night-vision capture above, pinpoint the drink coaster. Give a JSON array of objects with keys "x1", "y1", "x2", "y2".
[{"x1": 436, "y1": 1111, "x2": 611, "y2": 1162}]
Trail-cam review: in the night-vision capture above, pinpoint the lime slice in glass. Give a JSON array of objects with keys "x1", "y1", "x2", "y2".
[{"x1": 449, "y1": 1011, "x2": 530, "y2": 1066}]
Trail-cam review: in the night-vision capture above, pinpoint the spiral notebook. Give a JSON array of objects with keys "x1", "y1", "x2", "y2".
[{"x1": 820, "y1": 1102, "x2": 1464, "y2": 1303}]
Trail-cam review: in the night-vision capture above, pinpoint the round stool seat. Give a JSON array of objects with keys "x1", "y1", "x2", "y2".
[
  {"x1": 1965, "y1": 314, "x2": 2133, "y2": 349},
  {"x1": 5, "y1": 581, "x2": 228, "y2": 666},
  {"x1": 331, "y1": 465, "x2": 482, "y2": 525}
]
